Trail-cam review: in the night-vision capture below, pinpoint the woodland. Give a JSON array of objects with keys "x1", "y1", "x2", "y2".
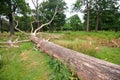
[{"x1": 0, "y1": 0, "x2": 120, "y2": 80}]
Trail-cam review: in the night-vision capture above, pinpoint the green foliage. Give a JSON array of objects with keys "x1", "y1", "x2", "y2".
[
  {"x1": 94, "y1": 47, "x2": 120, "y2": 65},
  {"x1": 0, "y1": 0, "x2": 30, "y2": 35},
  {"x1": 48, "y1": 57, "x2": 72, "y2": 80},
  {"x1": 73, "y1": 0, "x2": 91, "y2": 12},
  {"x1": 0, "y1": 0, "x2": 30, "y2": 16},
  {"x1": 0, "y1": 18, "x2": 9, "y2": 32},
  {"x1": 15, "y1": 15, "x2": 33, "y2": 32},
  {"x1": 83, "y1": 0, "x2": 120, "y2": 31},
  {"x1": 73, "y1": 0, "x2": 120, "y2": 31},
  {"x1": 39, "y1": 0, "x2": 67, "y2": 32},
  {"x1": 65, "y1": 14, "x2": 83, "y2": 31}
]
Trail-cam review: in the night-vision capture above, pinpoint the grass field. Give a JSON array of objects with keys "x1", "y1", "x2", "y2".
[
  {"x1": 41, "y1": 31, "x2": 120, "y2": 65},
  {"x1": 0, "y1": 34, "x2": 72, "y2": 80},
  {"x1": 0, "y1": 31, "x2": 120, "y2": 80}
]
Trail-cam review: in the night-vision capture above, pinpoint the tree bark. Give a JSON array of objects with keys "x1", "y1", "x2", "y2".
[
  {"x1": 86, "y1": 4, "x2": 90, "y2": 32},
  {"x1": 0, "y1": 15, "x2": 3, "y2": 33},
  {"x1": 30, "y1": 34, "x2": 120, "y2": 80},
  {"x1": 8, "y1": 13, "x2": 14, "y2": 36},
  {"x1": 95, "y1": 13, "x2": 100, "y2": 32}
]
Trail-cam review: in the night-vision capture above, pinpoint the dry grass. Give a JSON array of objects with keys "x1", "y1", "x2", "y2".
[{"x1": 41, "y1": 31, "x2": 120, "y2": 65}]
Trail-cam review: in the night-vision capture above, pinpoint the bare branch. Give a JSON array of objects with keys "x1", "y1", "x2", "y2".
[
  {"x1": 32, "y1": 0, "x2": 37, "y2": 9},
  {"x1": 13, "y1": 36, "x2": 19, "y2": 43},
  {"x1": 33, "y1": 7, "x2": 58, "y2": 34},
  {"x1": 12, "y1": 13, "x2": 28, "y2": 35},
  {"x1": 0, "y1": 39, "x2": 30, "y2": 48},
  {"x1": 0, "y1": 40, "x2": 30, "y2": 44},
  {"x1": 31, "y1": 21, "x2": 34, "y2": 33},
  {"x1": 16, "y1": 40, "x2": 31, "y2": 43}
]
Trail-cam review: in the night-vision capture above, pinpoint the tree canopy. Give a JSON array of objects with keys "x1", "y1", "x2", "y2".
[
  {"x1": 39, "y1": 0, "x2": 67, "y2": 32},
  {"x1": 0, "y1": 0, "x2": 30, "y2": 35}
]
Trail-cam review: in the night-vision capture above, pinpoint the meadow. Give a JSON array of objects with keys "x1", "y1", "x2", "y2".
[
  {"x1": 41, "y1": 31, "x2": 120, "y2": 65},
  {"x1": 0, "y1": 33, "x2": 72, "y2": 80},
  {"x1": 0, "y1": 31, "x2": 120, "y2": 80}
]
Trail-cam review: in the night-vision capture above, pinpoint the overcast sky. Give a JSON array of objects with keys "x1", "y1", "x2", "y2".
[{"x1": 27, "y1": 0, "x2": 84, "y2": 21}]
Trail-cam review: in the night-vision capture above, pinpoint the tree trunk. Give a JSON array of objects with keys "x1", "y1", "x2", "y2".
[
  {"x1": 49, "y1": 23, "x2": 54, "y2": 32},
  {"x1": 8, "y1": 13, "x2": 14, "y2": 36},
  {"x1": 95, "y1": 14, "x2": 100, "y2": 32},
  {"x1": 30, "y1": 34, "x2": 120, "y2": 80},
  {"x1": 0, "y1": 16, "x2": 3, "y2": 33},
  {"x1": 86, "y1": 4, "x2": 90, "y2": 32}
]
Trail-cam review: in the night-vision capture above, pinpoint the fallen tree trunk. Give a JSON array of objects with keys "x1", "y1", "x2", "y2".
[{"x1": 30, "y1": 34, "x2": 120, "y2": 80}]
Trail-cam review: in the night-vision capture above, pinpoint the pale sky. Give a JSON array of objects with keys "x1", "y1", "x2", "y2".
[{"x1": 27, "y1": 0, "x2": 84, "y2": 21}]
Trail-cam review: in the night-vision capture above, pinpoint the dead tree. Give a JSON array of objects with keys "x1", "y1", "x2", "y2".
[
  {"x1": 31, "y1": 0, "x2": 41, "y2": 29},
  {"x1": 1, "y1": 1, "x2": 120, "y2": 80},
  {"x1": 30, "y1": 34, "x2": 120, "y2": 80},
  {"x1": 29, "y1": 3, "x2": 120, "y2": 79},
  {"x1": 29, "y1": 6, "x2": 120, "y2": 79}
]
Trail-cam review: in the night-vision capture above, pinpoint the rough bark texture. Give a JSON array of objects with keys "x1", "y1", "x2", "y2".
[
  {"x1": 0, "y1": 16, "x2": 3, "y2": 33},
  {"x1": 30, "y1": 34, "x2": 120, "y2": 80},
  {"x1": 95, "y1": 14, "x2": 99, "y2": 32},
  {"x1": 8, "y1": 13, "x2": 14, "y2": 36},
  {"x1": 86, "y1": 3, "x2": 90, "y2": 32}
]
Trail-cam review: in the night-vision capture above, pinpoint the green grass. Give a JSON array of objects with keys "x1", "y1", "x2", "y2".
[
  {"x1": 0, "y1": 34, "x2": 72, "y2": 80},
  {"x1": 0, "y1": 31, "x2": 119, "y2": 80},
  {"x1": 0, "y1": 42, "x2": 50, "y2": 80},
  {"x1": 41, "y1": 31, "x2": 120, "y2": 65},
  {"x1": 94, "y1": 47, "x2": 120, "y2": 65}
]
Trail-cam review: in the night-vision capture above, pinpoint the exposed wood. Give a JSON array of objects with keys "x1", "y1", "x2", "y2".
[
  {"x1": 0, "y1": 40, "x2": 30, "y2": 44},
  {"x1": 0, "y1": 39, "x2": 30, "y2": 48},
  {"x1": 30, "y1": 34, "x2": 120, "y2": 80},
  {"x1": 13, "y1": 13, "x2": 28, "y2": 35}
]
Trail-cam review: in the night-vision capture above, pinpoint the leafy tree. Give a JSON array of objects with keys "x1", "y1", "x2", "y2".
[
  {"x1": 0, "y1": 17, "x2": 9, "y2": 33},
  {"x1": 39, "y1": 0, "x2": 67, "y2": 32},
  {"x1": 63, "y1": 20, "x2": 72, "y2": 31},
  {"x1": 68, "y1": 14, "x2": 83, "y2": 31},
  {"x1": 0, "y1": 0, "x2": 30, "y2": 36},
  {"x1": 15, "y1": 15, "x2": 33, "y2": 32},
  {"x1": 92, "y1": 0, "x2": 120, "y2": 32},
  {"x1": 73, "y1": 0, "x2": 94, "y2": 32},
  {"x1": 90, "y1": 0, "x2": 120, "y2": 31}
]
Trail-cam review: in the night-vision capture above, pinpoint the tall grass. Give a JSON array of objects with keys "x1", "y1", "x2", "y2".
[
  {"x1": 0, "y1": 33, "x2": 73, "y2": 80},
  {"x1": 42, "y1": 31, "x2": 120, "y2": 65}
]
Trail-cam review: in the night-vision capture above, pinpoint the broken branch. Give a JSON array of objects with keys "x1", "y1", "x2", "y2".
[
  {"x1": 12, "y1": 13, "x2": 28, "y2": 35},
  {"x1": 33, "y1": 7, "x2": 57, "y2": 34}
]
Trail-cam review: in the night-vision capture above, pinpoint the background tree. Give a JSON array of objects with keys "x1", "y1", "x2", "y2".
[
  {"x1": 68, "y1": 14, "x2": 83, "y2": 31},
  {"x1": 39, "y1": 0, "x2": 67, "y2": 32},
  {"x1": 15, "y1": 15, "x2": 33, "y2": 32},
  {"x1": 0, "y1": 15, "x2": 3, "y2": 33},
  {"x1": 0, "y1": 0, "x2": 30, "y2": 36},
  {"x1": 90, "y1": 0, "x2": 119, "y2": 32},
  {"x1": 31, "y1": 0, "x2": 41, "y2": 29},
  {"x1": 91, "y1": 0, "x2": 120, "y2": 32},
  {"x1": 73, "y1": 0, "x2": 94, "y2": 32}
]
